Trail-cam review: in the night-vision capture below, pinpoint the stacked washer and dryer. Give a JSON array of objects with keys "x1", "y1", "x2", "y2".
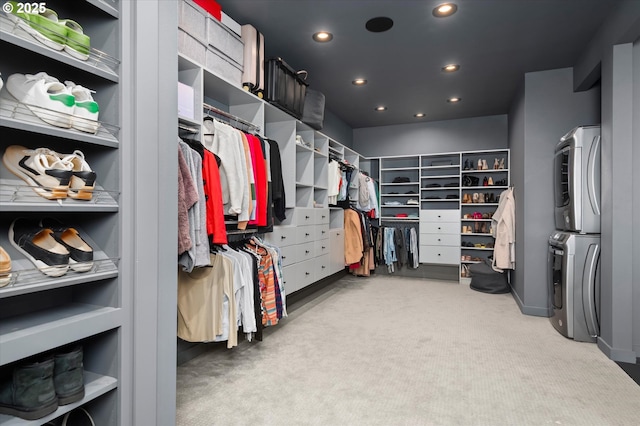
[{"x1": 548, "y1": 125, "x2": 601, "y2": 343}]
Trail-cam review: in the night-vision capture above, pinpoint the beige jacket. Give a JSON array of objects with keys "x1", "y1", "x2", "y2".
[{"x1": 491, "y1": 187, "x2": 515, "y2": 272}]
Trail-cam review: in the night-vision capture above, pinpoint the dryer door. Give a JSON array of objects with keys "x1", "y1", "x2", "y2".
[{"x1": 582, "y1": 243, "x2": 600, "y2": 338}]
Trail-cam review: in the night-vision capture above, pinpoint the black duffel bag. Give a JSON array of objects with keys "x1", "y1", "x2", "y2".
[{"x1": 265, "y1": 57, "x2": 308, "y2": 119}]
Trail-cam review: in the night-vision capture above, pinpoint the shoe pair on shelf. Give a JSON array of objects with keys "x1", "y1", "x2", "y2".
[
  {"x1": 9, "y1": 218, "x2": 94, "y2": 278},
  {"x1": 493, "y1": 158, "x2": 506, "y2": 169},
  {"x1": 482, "y1": 176, "x2": 494, "y2": 186},
  {"x1": 4, "y1": 1, "x2": 91, "y2": 60},
  {"x1": 1, "y1": 72, "x2": 100, "y2": 133},
  {"x1": 3, "y1": 145, "x2": 96, "y2": 200},
  {"x1": 0, "y1": 246, "x2": 11, "y2": 287},
  {"x1": 0, "y1": 345, "x2": 85, "y2": 420}
]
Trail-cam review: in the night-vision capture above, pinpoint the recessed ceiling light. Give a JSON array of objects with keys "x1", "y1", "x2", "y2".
[
  {"x1": 442, "y1": 64, "x2": 460, "y2": 72},
  {"x1": 312, "y1": 31, "x2": 333, "y2": 42},
  {"x1": 447, "y1": 97, "x2": 462, "y2": 103},
  {"x1": 433, "y1": 3, "x2": 458, "y2": 17},
  {"x1": 352, "y1": 78, "x2": 368, "y2": 86},
  {"x1": 414, "y1": 113, "x2": 425, "y2": 118},
  {"x1": 366, "y1": 17, "x2": 394, "y2": 33},
  {"x1": 375, "y1": 106, "x2": 387, "y2": 111}
]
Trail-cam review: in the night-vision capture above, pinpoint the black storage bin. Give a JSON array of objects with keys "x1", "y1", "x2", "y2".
[
  {"x1": 266, "y1": 57, "x2": 308, "y2": 119},
  {"x1": 469, "y1": 260, "x2": 510, "y2": 294},
  {"x1": 302, "y1": 88, "x2": 325, "y2": 130}
]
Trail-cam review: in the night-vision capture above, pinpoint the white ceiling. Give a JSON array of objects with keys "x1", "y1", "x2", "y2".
[{"x1": 215, "y1": 0, "x2": 620, "y2": 129}]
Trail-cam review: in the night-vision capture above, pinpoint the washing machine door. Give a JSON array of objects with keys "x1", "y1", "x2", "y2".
[
  {"x1": 582, "y1": 243, "x2": 600, "y2": 338},
  {"x1": 548, "y1": 243, "x2": 569, "y2": 337}
]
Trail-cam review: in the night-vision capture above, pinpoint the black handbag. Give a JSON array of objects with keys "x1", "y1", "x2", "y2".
[{"x1": 463, "y1": 175, "x2": 480, "y2": 187}]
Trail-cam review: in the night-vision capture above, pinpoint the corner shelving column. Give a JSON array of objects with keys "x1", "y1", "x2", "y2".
[
  {"x1": 379, "y1": 156, "x2": 421, "y2": 222},
  {"x1": 459, "y1": 149, "x2": 510, "y2": 277},
  {"x1": 0, "y1": 0, "x2": 128, "y2": 423}
]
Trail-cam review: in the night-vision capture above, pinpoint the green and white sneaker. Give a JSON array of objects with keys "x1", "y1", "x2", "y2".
[
  {"x1": 64, "y1": 81, "x2": 99, "y2": 133},
  {"x1": 60, "y1": 20, "x2": 91, "y2": 61},
  {"x1": 5, "y1": 2, "x2": 66, "y2": 51},
  {"x1": 5, "y1": 72, "x2": 75, "y2": 128}
]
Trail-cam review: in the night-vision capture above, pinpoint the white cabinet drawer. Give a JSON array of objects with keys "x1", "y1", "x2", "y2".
[
  {"x1": 420, "y1": 233, "x2": 459, "y2": 247},
  {"x1": 419, "y1": 245, "x2": 460, "y2": 265},
  {"x1": 420, "y1": 222, "x2": 459, "y2": 235},
  {"x1": 420, "y1": 209, "x2": 459, "y2": 222},
  {"x1": 314, "y1": 208, "x2": 330, "y2": 225},
  {"x1": 282, "y1": 259, "x2": 315, "y2": 293},
  {"x1": 295, "y1": 225, "x2": 316, "y2": 244},
  {"x1": 279, "y1": 244, "x2": 300, "y2": 267},
  {"x1": 315, "y1": 238, "x2": 330, "y2": 257},
  {"x1": 315, "y1": 254, "x2": 330, "y2": 281},
  {"x1": 317, "y1": 224, "x2": 330, "y2": 240},
  {"x1": 293, "y1": 208, "x2": 315, "y2": 226},
  {"x1": 297, "y1": 241, "x2": 316, "y2": 261},
  {"x1": 263, "y1": 226, "x2": 297, "y2": 247}
]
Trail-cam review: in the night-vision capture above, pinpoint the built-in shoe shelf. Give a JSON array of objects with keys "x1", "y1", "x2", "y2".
[
  {"x1": 0, "y1": 179, "x2": 119, "y2": 211},
  {"x1": 0, "y1": 304, "x2": 120, "y2": 365},
  {"x1": 0, "y1": 14, "x2": 120, "y2": 82},
  {"x1": 0, "y1": 101, "x2": 119, "y2": 148},
  {"x1": 0, "y1": 371, "x2": 117, "y2": 426}
]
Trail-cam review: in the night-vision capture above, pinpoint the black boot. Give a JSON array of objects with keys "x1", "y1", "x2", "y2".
[
  {"x1": 0, "y1": 358, "x2": 58, "y2": 420},
  {"x1": 54, "y1": 346, "x2": 85, "y2": 405}
]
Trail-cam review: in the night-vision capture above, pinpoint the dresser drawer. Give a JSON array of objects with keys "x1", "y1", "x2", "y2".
[
  {"x1": 315, "y1": 254, "x2": 330, "y2": 281},
  {"x1": 278, "y1": 244, "x2": 300, "y2": 267},
  {"x1": 297, "y1": 241, "x2": 316, "y2": 261},
  {"x1": 420, "y1": 209, "x2": 459, "y2": 222},
  {"x1": 419, "y1": 245, "x2": 460, "y2": 265},
  {"x1": 292, "y1": 208, "x2": 316, "y2": 226},
  {"x1": 420, "y1": 222, "x2": 459, "y2": 235},
  {"x1": 315, "y1": 238, "x2": 330, "y2": 257},
  {"x1": 314, "y1": 208, "x2": 330, "y2": 225},
  {"x1": 294, "y1": 225, "x2": 315, "y2": 244},
  {"x1": 420, "y1": 233, "x2": 459, "y2": 247},
  {"x1": 263, "y1": 226, "x2": 297, "y2": 247},
  {"x1": 317, "y1": 224, "x2": 330, "y2": 240},
  {"x1": 282, "y1": 259, "x2": 315, "y2": 293}
]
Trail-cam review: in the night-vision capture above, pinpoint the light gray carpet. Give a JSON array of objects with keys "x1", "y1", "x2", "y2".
[{"x1": 176, "y1": 275, "x2": 640, "y2": 425}]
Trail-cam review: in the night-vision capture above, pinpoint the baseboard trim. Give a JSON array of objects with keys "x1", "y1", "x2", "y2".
[
  {"x1": 509, "y1": 285, "x2": 551, "y2": 317},
  {"x1": 597, "y1": 337, "x2": 638, "y2": 363}
]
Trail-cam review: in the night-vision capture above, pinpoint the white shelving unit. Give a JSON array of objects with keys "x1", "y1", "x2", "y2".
[
  {"x1": 177, "y1": 21, "x2": 359, "y2": 298},
  {"x1": 373, "y1": 149, "x2": 510, "y2": 281}
]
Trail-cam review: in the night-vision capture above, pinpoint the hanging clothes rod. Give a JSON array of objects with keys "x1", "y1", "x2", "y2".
[
  {"x1": 178, "y1": 123, "x2": 199, "y2": 134},
  {"x1": 203, "y1": 102, "x2": 261, "y2": 133}
]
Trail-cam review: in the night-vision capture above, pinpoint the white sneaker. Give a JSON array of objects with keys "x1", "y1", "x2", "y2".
[
  {"x1": 2, "y1": 145, "x2": 72, "y2": 199},
  {"x1": 56, "y1": 150, "x2": 96, "y2": 200},
  {"x1": 5, "y1": 72, "x2": 74, "y2": 128},
  {"x1": 64, "y1": 81, "x2": 99, "y2": 133}
]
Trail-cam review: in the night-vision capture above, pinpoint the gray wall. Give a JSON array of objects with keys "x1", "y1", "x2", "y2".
[
  {"x1": 323, "y1": 108, "x2": 354, "y2": 148},
  {"x1": 352, "y1": 115, "x2": 508, "y2": 157},
  {"x1": 573, "y1": 2, "x2": 640, "y2": 363},
  {"x1": 508, "y1": 68, "x2": 600, "y2": 317}
]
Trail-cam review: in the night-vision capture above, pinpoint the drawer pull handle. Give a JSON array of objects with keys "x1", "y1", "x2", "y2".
[
  {"x1": 438, "y1": 239, "x2": 441, "y2": 242},
  {"x1": 281, "y1": 236, "x2": 286, "y2": 239},
  {"x1": 305, "y1": 272, "x2": 310, "y2": 275},
  {"x1": 322, "y1": 246, "x2": 326, "y2": 249},
  {"x1": 322, "y1": 230, "x2": 326, "y2": 234},
  {"x1": 305, "y1": 250, "x2": 310, "y2": 254},
  {"x1": 282, "y1": 256, "x2": 286, "y2": 259},
  {"x1": 305, "y1": 215, "x2": 310, "y2": 219},
  {"x1": 322, "y1": 215, "x2": 326, "y2": 219},
  {"x1": 305, "y1": 233, "x2": 310, "y2": 236},
  {"x1": 438, "y1": 227, "x2": 441, "y2": 230},
  {"x1": 322, "y1": 265, "x2": 326, "y2": 269}
]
